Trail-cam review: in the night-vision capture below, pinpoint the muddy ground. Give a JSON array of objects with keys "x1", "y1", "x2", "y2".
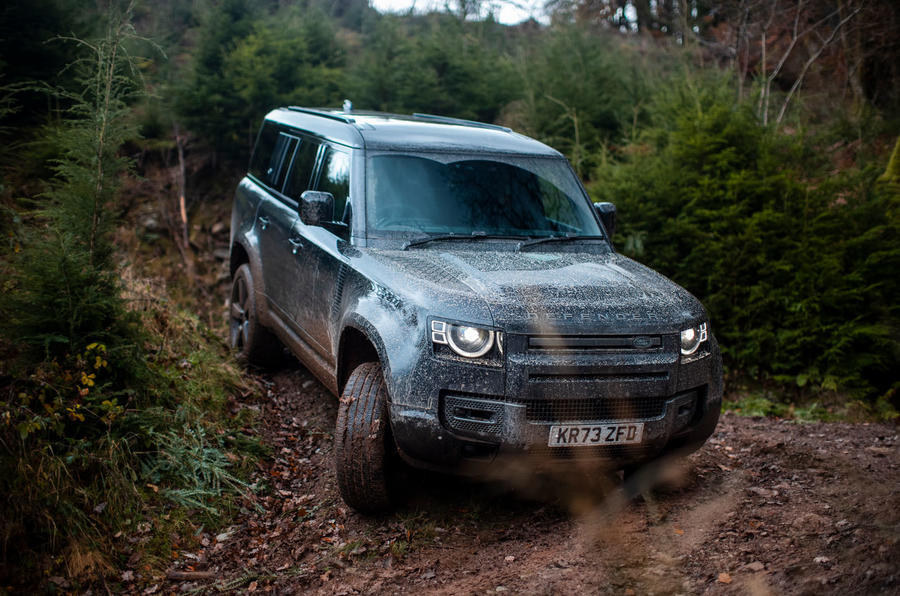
[{"x1": 162, "y1": 363, "x2": 898, "y2": 595}]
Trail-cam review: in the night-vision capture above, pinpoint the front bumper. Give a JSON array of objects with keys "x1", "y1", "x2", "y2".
[{"x1": 388, "y1": 332, "x2": 723, "y2": 472}]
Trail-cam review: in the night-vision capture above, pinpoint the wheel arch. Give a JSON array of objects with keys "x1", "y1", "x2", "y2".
[
  {"x1": 229, "y1": 241, "x2": 250, "y2": 277},
  {"x1": 229, "y1": 238, "x2": 274, "y2": 328},
  {"x1": 337, "y1": 319, "x2": 390, "y2": 396}
]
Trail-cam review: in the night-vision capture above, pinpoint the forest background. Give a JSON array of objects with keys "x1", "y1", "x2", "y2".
[{"x1": 0, "y1": 0, "x2": 897, "y2": 586}]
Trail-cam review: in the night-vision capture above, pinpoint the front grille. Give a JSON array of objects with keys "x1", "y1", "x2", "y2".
[
  {"x1": 512, "y1": 396, "x2": 669, "y2": 422},
  {"x1": 528, "y1": 372, "x2": 669, "y2": 384},
  {"x1": 442, "y1": 389, "x2": 702, "y2": 437},
  {"x1": 528, "y1": 334, "x2": 662, "y2": 351}
]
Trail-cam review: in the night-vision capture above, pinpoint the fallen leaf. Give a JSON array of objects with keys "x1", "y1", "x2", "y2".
[
  {"x1": 717, "y1": 572, "x2": 732, "y2": 584},
  {"x1": 673, "y1": 528, "x2": 684, "y2": 536},
  {"x1": 247, "y1": 580, "x2": 258, "y2": 592}
]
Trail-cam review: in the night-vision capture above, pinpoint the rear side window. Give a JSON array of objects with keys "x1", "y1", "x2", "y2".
[
  {"x1": 317, "y1": 147, "x2": 351, "y2": 221},
  {"x1": 269, "y1": 133, "x2": 299, "y2": 191},
  {"x1": 284, "y1": 139, "x2": 320, "y2": 201},
  {"x1": 249, "y1": 122, "x2": 279, "y2": 183}
]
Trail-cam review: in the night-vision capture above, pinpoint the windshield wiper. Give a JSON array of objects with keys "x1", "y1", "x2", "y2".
[
  {"x1": 517, "y1": 234, "x2": 607, "y2": 251},
  {"x1": 404, "y1": 232, "x2": 529, "y2": 250}
]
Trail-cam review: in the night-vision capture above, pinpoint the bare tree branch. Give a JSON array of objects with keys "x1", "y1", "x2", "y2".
[{"x1": 775, "y1": 3, "x2": 862, "y2": 124}]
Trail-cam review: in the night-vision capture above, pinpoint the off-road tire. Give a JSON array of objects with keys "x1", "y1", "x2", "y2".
[
  {"x1": 335, "y1": 362, "x2": 397, "y2": 514},
  {"x1": 228, "y1": 264, "x2": 281, "y2": 366}
]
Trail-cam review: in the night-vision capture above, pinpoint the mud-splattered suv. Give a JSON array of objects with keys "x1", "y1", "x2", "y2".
[{"x1": 229, "y1": 106, "x2": 723, "y2": 513}]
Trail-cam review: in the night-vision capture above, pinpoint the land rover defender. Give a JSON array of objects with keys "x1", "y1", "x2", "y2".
[{"x1": 228, "y1": 106, "x2": 723, "y2": 512}]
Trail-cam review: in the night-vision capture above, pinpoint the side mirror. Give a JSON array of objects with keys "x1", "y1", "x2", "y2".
[
  {"x1": 299, "y1": 190, "x2": 334, "y2": 227},
  {"x1": 593, "y1": 201, "x2": 616, "y2": 238}
]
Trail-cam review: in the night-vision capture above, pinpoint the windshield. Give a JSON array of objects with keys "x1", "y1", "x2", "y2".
[{"x1": 365, "y1": 152, "x2": 603, "y2": 238}]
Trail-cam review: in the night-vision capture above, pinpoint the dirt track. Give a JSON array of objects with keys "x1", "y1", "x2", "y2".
[{"x1": 168, "y1": 364, "x2": 899, "y2": 594}]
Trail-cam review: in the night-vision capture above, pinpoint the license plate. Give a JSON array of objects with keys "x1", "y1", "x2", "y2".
[{"x1": 548, "y1": 423, "x2": 644, "y2": 447}]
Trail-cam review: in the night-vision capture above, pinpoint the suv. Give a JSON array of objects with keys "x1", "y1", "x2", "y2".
[{"x1": 229, "y1": 107, "x2": 722, "y2": 512}]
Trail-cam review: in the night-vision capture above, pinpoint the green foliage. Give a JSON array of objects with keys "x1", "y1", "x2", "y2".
[
  {"x1": 592, "y1": 76, "x2": 900, "y2": 403},
  {"x1": 724, "y1": 391, "x2": 898, "y2": 422},
  {"x1": 723, "y1": 394, "x2": 837, "y2": 422},
  {"x1": 0, "y1": 274, "x2": 260, "y2": 580},
  {"x1": 2, "y1": 7, "x2": 140, "y2": 358},
  {"x1": 0, "y1": 5, "x2": 260, "y2": 582},
  {"x1": 176, "y1": 1, "x2": 346, "y2": 159},
  {"x1": 146, "y1": 423, "x2": 251, "y2": 514},
  {"x1": 348, "y1": 15, "x2": 516, "y2": 123},
  {"x1": 0, "y1": 0, "x2": 94, "y2": 129},
  {"x1": 508, "y1": 25, "x2": 666, "y2": 176}
]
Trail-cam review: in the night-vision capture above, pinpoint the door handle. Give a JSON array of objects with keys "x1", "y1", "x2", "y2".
[
  {"x1": 288, "y1": 237, "x2": 303, "y2": 255},
  {"x1": 257, "y1": 216, "x2": 270, "y2": 230}
]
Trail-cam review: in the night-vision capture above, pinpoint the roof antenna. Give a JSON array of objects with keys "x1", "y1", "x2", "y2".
[{"x1": 342, "y1": 99, "x2": 352, "y2": 113}]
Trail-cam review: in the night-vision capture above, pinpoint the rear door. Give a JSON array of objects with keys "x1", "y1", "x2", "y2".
[{"x1": 254, "y1": 129, "x2": 317, "y2": 323}]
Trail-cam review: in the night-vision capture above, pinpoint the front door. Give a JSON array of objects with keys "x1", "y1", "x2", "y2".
[{"x1": 286, "y1": 144, "x2": 352, "y2": 361}]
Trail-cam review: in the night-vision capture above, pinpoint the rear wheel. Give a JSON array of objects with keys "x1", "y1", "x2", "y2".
[
  {"x1": 335, "y1": 362, "x2": 398, "y2": 514},
  {"x1": 228, "y1": 264, "x2": 280, "y2": 365}
]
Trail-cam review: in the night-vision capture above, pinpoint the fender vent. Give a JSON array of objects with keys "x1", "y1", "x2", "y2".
[{"x1": 331, "y1": 263, "x2": 348, "y2": 319}]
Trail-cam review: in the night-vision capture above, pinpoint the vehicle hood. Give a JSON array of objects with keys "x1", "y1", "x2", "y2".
[{"x1": 369, "y1": 248, "x2": 705, "y2": 334}]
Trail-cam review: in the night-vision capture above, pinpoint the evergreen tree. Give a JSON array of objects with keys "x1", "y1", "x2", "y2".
[{"x1": 2, "y1": 2, "x2": 142, "y2": 363}]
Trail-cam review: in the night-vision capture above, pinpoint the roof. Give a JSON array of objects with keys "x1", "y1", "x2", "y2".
[{"x1": 264, "y1": 107, "x2": 563, "y2": 157}]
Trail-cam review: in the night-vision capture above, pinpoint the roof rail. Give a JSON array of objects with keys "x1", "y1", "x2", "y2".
[
  {"x1": 286, "y1": 106, "x2": 355, "y2": 124},
  {"x1": 411, "y1": 113, "x2": 511, "y2": 133}
]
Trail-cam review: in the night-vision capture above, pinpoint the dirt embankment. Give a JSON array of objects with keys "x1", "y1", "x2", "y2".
[{"x1": 163, "y1": 365, "x2": 898, "y2": 595}]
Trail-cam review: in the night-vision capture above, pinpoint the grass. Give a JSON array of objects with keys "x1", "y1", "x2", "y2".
[
  {"x1": 0, "y1": 271, "x2": 263, "y2": 587},
  {"x1": 723, "y1": 389, "x2": 898, "y2": 423}
]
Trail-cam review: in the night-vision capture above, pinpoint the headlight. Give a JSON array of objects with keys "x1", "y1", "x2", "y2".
[
  {"x1": 431, "y1": 320, "x2": 495, "y2": 358},
  {"x1": 680, "y1": 322, "x2": 708, "y2": 356}
]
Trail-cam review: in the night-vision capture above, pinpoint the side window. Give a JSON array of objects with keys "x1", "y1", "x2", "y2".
[
  {"x1": 284, "y1": 138, "x2": 320, "y2": 201},
  {"x1": 269, "y1": 133, "x2": 300, "y2": 191},
  {"x1": 316, "y1": 146, "x2": 351, "y2": 222},
  {"x1": 270, "y1": 134, "x2": 299, "y2": 192},
  {"x1": 248, "y1": 122, "x2": 279, "y2": 183}
]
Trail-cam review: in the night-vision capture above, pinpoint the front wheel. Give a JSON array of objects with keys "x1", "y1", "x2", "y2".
[{"x1": 334, "y1": 362, "x2": 398, "y2": 514}]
